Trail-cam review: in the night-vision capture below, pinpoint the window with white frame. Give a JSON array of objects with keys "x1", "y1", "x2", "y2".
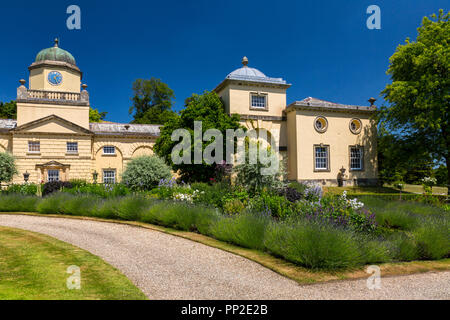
[
  {"x1": 314, "y1": 145, "x2": 329, "y2": 171},
  {"x1": 350, "y1": 146, "x2": 363, "y2": 170},
  {"x1": 28, "y1": 141, "x2": 40, "y2": 153},
  {"x1": 47, "y1": 170, "x2": 59, "y2": 182},
  {"x1": 251, "y1": 94, "x2": 267, "y2": 109},
  {"x1": 103, "y1": 170, "x2": 116, "y2": 184},
  {"x1": 103, "y1": 146, "x2": 115, "y2": 155},
  {"x1": 67, "y1": 142, "x2": 78, "y2": 153}
]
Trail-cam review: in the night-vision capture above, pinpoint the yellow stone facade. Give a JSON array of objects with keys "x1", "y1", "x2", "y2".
[
  {"x1": 215, "y1": 57, "x2": 378, "y2": 186},
  {"x1": 0, "y1": 42, "x2": 378, "y2": 186},
  {"x1": 0, "y1": 40, "x2": 158, "y2": 184}
]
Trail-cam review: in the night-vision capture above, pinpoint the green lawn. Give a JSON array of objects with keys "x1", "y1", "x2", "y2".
[
  {"x1": 397, "y1": 184, "x2": 448, "y2": 195},
  {"x1": 0, "y1": 226, "x2": 147, "y2": 300},
  {"x1": 324, "y1": 184, "x2": 448, "y2": 195}
]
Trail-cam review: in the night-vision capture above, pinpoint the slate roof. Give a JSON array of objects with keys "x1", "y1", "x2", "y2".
[
  {"x1": 287, "y1": 97, "x2": 376, "y2": 112},
  {"x1": 0, "y1": 119, "x2": 17, "y2": 131},
  {"x1": 89, "y1": 122, "x2": 161, "y2": 136},
  {"x1": 0, "y1": 118, "x2": 160, "y2": 136}
]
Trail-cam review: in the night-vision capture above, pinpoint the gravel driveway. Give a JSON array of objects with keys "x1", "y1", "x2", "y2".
[{"x1": 0, "y1": 214, "x2": 448, "y2": 300}]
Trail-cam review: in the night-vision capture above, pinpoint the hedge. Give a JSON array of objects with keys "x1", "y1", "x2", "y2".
[{"x1": 348, "y1": 193, "x2": 448, "y2": 205}]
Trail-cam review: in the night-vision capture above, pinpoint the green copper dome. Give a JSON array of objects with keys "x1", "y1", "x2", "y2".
[{"x1": 35, "y1": 39, "x2": 76, "y2": 66}]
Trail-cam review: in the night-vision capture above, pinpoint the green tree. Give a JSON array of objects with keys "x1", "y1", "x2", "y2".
[
  {"x1": 379, "y1": 10, "x2": 450, "y2": 193},
  {"x1": 377, "y1": 126, "x2": 434, "y2": 184},
  {"x1": 89, "y1": 107, "x2": 107, "y2": 122},
  {"x1": 434, "y1": 164, "x2": 448, "y2": 186},
  {"x1": 129, "y1": 78, "x2": 178, "y2": 124},
  {"x1": 0, "y1": 101, "x2": 17, "y2": 119},
  {"x1": 0, "y1": 152, "x2": 18, "y2": 183},
  {"x1": 154, "y1": 91, "x2": 241, "y2": 182}
]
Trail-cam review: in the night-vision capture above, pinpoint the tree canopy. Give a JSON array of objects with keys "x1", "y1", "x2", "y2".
[
  {"x1": 0, "y1": 101, "x2": 17, "y2": 119},
  {"x1": 89, "y1": 107, "x2": 108, "y2": 122},
  {"x1": 129, "y1": 78, "x2": 178, "y2": 124},
  {"x1": 154, "y1": 91, "x2": 241, "y2": 182},
  {"x1": 379, "y1": 10, "x2": 449, "y2": 190},
  {"x1": 377, "y1": 125, "x2": 434, "y2": 185}
]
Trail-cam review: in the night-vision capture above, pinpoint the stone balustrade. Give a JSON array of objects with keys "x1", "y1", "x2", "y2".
[
  {"x1": 17, "y1": 81, "x2": 89, "y2": 105},
  {"x1": 27, "y1": 90, "x2": 82, "y2": 101}
]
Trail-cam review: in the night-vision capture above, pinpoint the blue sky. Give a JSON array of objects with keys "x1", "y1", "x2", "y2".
[{"x1": 0, "y1": 0, "x2": 447, "y2": 123}]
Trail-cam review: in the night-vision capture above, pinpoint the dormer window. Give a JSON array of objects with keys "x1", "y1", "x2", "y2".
[{"x1": 250, "y1": 93, "x2": 267, "y2": 110}]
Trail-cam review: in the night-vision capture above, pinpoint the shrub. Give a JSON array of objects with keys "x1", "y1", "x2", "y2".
[
  {"x1": 295, "y1": 193, "x2": 377, "y2": 233},
  {"x1": 222, "y1": 199, "x2": 245, "y2": 215},
  {"x1": 210, "y1": 212, "x2": 270, "y2": 250},
  {"x1": 69, "y1": 179, "x2": 89, "y2": 188},
  {"x1": 0, "y1": 152, "x2": 17, "y2": 183},
  {"x1": 58, "y1": 194, "x2": 100, "y2": 216},
  {"x1": 37, "y1": 193, "x2": 68, "y2": 214},
  {"x1": 64, "y1": 183, "x2": 130, "y2": 198},
  {"x1": 249, "y1": 191, "x2": 295, "y2": 219},
  {"x1": 151, "y1": 178, "x2": 193, "y2": 202},
  {"x1": 115, "y1": 196, "x2": 150, "y2": 221},
  {"x1": 303, "y1": 182, "x2": 324, "y2": 201},
  {"x1": 0, "y1": 194, "x2": 39, "y2": 212},
  {"x1": 0, "y1": 190, "x2": 447, "y2": 271},
  {"x1": 413, "y1": 217, "x2": 450, "y2": 260},
  {"x1": 221, "y1": 188, "x2": 250, "y2": 215},
  {"x1": 288, "y1": 181, "x2": 308, "y2": 195},
  {"x1": 215, "y1": 161, "x2": 232, "y2": 183},
  {"x1": 191, "y1": 182, "x2": 231, "y2": 208},
  {"x1": 122, "y1": 156, "x2": 172, "y2": 191},
  {"x1": 264, "y1": 220, "x2": 363, "y2": 270},
  {"x1": 94, "y1": 198, "x2": 121, "y2": 219},
  {"x1": 354, "y1": 194, "x2": 448, "y2": 206},
  {"x1": 279, "y1": 187, "x2": 303, "y2": 203},
  {"x1": 388, "y1": 233, "x2": 420, "y2": 261},
  {"x1": 375, "y1": 210, "x2": 418, "y2": 230},
  {"x1": 233, "y1": 145, "x2": 285, "y2": 195},
  {"x1": 3, "y1": 183, "x2": 38, "y2": 196},
  {"x1": 141, "y1": 201, "x2": 218, "y2": 232},
  {"x1": 42, "y1": 181, "x2": 73, "y2": 196},
  {"x1": 358, "y1": 237, "x2": 393, "y2": 264}
]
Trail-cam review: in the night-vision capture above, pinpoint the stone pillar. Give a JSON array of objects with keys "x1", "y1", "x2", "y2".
[{"x1": 17, "y1": 79, "x2": 29, "y2": 100}]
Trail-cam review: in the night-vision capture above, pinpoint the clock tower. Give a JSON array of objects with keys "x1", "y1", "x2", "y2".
[
  {"x1": 28, "y1": 38, "x2": 82, "y2": 93},
  {"x1": 16, "y1": 38, "x2": 90, "y2": 129}
]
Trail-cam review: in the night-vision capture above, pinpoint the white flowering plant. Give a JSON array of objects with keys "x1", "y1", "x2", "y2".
[
  {"x1": 421, "y1": 176, "x2": 437, "y2": 195},
  {"x1": 295, "y1": 191, "x2": 377, "y2": 233}
]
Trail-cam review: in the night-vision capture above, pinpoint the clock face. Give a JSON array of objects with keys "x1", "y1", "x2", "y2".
[{"x1": 48, "y1": 71, "x2": 63, "y2": 86}]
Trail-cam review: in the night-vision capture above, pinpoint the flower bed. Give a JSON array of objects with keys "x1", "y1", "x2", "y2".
[{"x1": 0, "y1": 187, "x2": 448, "y2": 270}]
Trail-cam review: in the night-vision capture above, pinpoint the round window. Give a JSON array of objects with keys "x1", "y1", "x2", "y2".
[
  {"x1": 349, "y1": 118, "x2": 362, "y2": 134},
  {"x1": 314, "y1": 116, "x2": 328, "y2": 133}
]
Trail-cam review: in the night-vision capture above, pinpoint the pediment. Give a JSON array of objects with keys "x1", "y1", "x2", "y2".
[
  {"x1": 13, "y1": 115, "x2": 92, "y2": 135},
  {"x1": 36, "y1": 160, "x2": 70, "y2": 169}
]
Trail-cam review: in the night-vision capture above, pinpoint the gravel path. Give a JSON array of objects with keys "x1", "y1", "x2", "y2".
[{"x1": 0, "y1": 214, "x2": 448, "y2": 300}]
